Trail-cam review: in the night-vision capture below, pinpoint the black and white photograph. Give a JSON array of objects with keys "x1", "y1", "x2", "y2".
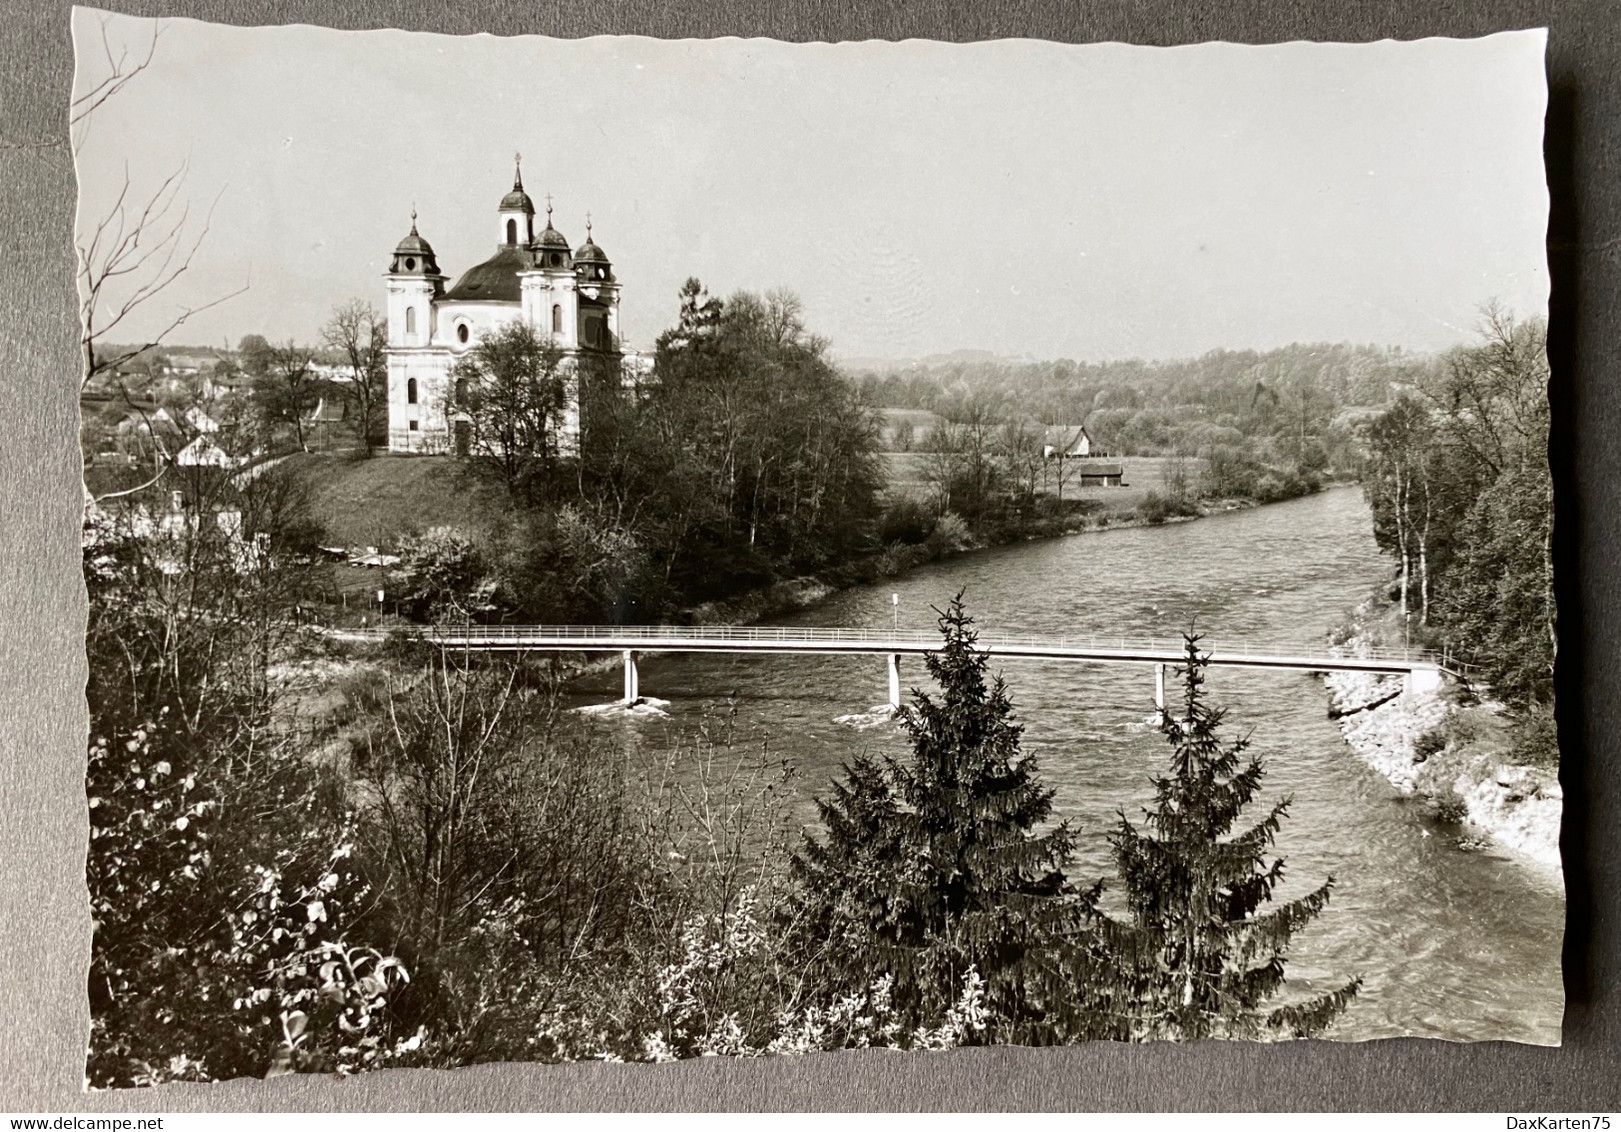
[{"x1": 73, "y1": 10, "x2": 1559, "y2": 1087}]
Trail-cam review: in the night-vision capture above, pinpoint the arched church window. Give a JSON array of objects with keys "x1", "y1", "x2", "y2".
[
  {"x1": 549, "y1": 253, "x2": 561, "y2": 267},
  {"x1": 457, "y1": 324, "x2": 470, "y2": 345},
  {"x1": 407, "y1": 378, "x2": 418, "y2": 404},
  {"x1": 404, "y1": 257, "x2": 416, "y2": 272},
  {"x1": 455, "y1": 377, "x2": 468, "y2": 402},
  {"x1": 405, "y1": 307, "x2": 416, "y2": 335},
  {"x1": 506, "y1": 218, "x2": 517, "y2": 245},
  {"x1": 552, "y1": 304, "x2": 563, "y2": 334}
]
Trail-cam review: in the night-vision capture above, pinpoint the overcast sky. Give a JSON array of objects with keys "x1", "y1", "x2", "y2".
[{"x1": 72, "y1": 10, "x2": 1549, "y2": 362}]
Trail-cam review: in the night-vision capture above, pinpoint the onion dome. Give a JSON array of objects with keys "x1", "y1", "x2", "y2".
[
  {"x1": 390, "y1": 209, "x2": 439, "y2": 275},
  {"x1": 536, "y1": 222, "x2": 571, "y2": 251},
  {"x1": 532, "y1": 199, "x2": 573, "y2": 269},
  {"x1": 573, "y1": 216, "x2": 614, "y2": 281},
  {"x1": 499, "y1": 154, "x2": 535, "y2": 214}
]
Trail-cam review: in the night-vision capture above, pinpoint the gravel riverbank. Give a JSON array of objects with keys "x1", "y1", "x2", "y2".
[{"x1": 1322, "y1": 613, "x2": 1563, "y2": 881}]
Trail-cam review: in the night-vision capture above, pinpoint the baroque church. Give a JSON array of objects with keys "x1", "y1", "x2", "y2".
[{"x1": 384, "y1": 158, "x2": 623, "y2": 453}]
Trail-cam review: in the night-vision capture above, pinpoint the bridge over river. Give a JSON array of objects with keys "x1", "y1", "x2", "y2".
[{"x1": 330, "y1": 623, "x2": 1448, "y2": 710}]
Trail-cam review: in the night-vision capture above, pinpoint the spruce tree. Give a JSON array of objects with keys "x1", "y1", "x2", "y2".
[
  {"x1": 792, "y1": 593, "x2": 1099, "y2": 1043},
  {"x1": 1093, "y1": 634, "x2": 1361, "y2": 1040}
]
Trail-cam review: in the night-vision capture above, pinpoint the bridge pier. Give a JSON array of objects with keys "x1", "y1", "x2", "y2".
[
  {"x1": 887, "y1": 653, "x2": 901, "y2": 710},
  {"x1": 1406, "y1": 666, "x2": 1443, "y2": 698},
  {"x1": 622, "y1": 649, "x2": 640, "y2": 705},
  {"x1": 1154, "y1": 663, "x2": 1166, "y2": 712}
]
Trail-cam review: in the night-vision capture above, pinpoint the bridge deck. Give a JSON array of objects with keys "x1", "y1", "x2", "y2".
[{"x1": 330, "y1": 624, "x2": 1442, "y2": 675}]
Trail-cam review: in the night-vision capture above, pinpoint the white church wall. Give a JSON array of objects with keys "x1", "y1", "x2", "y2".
[
  {"x1": 386, "y1": 349, "x2": 453, "y2": 452},
  {"x1": 432, "y1": 300, "x2": 523, "y2": 350}
]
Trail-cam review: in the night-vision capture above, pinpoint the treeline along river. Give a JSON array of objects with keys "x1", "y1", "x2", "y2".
[{"x1": 570, "y1": 487, "x2": 1564, "y2": 1044}]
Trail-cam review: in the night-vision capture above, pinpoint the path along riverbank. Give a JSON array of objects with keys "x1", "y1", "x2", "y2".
[{"x1": 1322, "y1": 601, "x2": 1563, "y2": 881}]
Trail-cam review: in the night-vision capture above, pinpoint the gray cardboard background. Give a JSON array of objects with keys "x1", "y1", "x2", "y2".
[{"x1": 1, "y1": 0, "x2": 1613, "y2": 1112}]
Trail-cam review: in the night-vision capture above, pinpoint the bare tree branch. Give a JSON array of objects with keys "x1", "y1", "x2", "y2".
[
  {"x1": 75, "y1": 19, "x2": 248, "y2": 399},
  {"x1": 70, "y1": 14, "x2": 163, "y2": 137}
]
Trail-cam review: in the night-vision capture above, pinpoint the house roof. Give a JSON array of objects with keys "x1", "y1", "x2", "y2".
[
  {"x1": 1076, "y1": 461, "x2": 1124, "y2": 476},
  {"x1": 176, "y1": 434, "x2": 238, "y2": 467},
  {"x1": 1041, "y1": 425, "x2": 1091, "y2": 454}
]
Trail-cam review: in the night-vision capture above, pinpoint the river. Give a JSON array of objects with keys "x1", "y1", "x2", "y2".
[{"x1": 568, "y1": 487, "x2": 1565, "y2": 1044}]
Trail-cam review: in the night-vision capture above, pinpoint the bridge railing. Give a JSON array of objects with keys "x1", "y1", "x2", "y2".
[{"x1": 329, "y1": 623, "x2": 1443, "y2": 666}]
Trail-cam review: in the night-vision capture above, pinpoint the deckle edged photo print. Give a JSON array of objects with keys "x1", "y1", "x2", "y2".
[{"x1": 74, "y1": 7, "x2": 1559, "y2": 1086}]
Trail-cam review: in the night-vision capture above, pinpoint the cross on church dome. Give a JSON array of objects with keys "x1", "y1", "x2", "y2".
[{"x1": 499, "y1": 153, "x2": 535, "y2": 214}]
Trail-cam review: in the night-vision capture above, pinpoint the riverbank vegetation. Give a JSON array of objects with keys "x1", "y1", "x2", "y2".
[
  {"x1": 1358, "y1": 307, "x2": 1554, "y2": 760},
  {"x1": 84, "y1": 516, "x2": 1358, "y2": 1083},
  {"x1": 854, "y1": 341, "x2": 1432, "y2": 533},
  {"x1": 89, "y1": 286, "x2": 1437, "y2": 632}
]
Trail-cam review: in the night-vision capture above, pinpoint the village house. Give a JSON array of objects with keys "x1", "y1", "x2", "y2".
[{"x1": 1042, "y1": 422, "x2": 1126, "y2": 487}]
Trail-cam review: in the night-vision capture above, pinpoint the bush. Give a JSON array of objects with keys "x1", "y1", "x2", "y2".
[
  {"x1": 1413, "y1": 727, "x2": 1447, "y2": 762},
  {"x1": 1509, "y1": 706, "x2": 1560, "y2": 769},
  {"x1": 924, "y1": 511, "x2": 974, "y2": 556},
  {"x1": 875, "y1": 541, "x2": 925, "y2": 578},
  {"x1": 388, "y1": 526, "x2": 498, "y2": 622},
  {"x1": 1432, "y1": 794, "x2": 1469, "y2": 824},
  {"x1": 1135, "y1": 490, "x2": 1199, "y2": 526},
  {"x1": 877, "y1": 499, "x2": 935, "y2": 546}
]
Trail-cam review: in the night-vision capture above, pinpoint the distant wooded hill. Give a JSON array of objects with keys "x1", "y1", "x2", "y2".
[{"x1": 849, "y1": 342, "x2": 1429, "y2": 469}]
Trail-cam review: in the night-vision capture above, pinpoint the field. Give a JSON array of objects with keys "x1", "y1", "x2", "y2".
[{"x1": 882, "y1": 451, "x2": 1204, "y2": 513}]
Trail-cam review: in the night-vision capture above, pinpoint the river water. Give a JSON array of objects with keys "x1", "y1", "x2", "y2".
[{"x1": 569, "y1": 487, "x2": 1565, "y2": 1044}]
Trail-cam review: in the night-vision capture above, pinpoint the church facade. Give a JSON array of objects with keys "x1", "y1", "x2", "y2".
[{"x1": 384, "y1": 160, "x2": 623, "y2": 453}]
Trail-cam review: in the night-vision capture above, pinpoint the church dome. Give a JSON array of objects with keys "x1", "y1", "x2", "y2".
[
  {"x1": 532, "y1": 207, "x2": 573, "y2": 270},
  {"x1": 395, "y1": 226, "x2": 434, "y2": 256},
  {"x1": 573, "y1": 217, "x2": 613, "y2": 280},
  {"x1": 536, "y1": 222, "x2": 571, "y2": 251},
  {"x1": 500, "y1": 185, "x2": 535, "y2": 213},
  {"x1": 574, "y1": 234, "x2": 613, "y2": 282},
  {"x1": 390, "y1": 212, "x2": 439, "y2": 275},
  {"x1": 499, "y1": 156, "x2": 535, "y2": 214},
  {"x1": 443, "y1": 244, "x2": 530, "y2": 303}
]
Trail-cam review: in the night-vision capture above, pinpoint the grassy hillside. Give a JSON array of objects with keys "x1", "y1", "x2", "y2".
[{"x1": 282, "y1": 452, "x2": 512, "y2": 550}]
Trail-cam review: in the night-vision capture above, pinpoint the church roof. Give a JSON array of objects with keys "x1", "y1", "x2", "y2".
[
  {"x1": 574, "y1": 237, "x2": 609, "y2": 264},
  {"x1": 442, "y1": 244, "x2": 532, "y2": 303},
  {"x1": 395, "y1": 224, "x2": 434, "y2": 256},
  {"x1": 536, "y1": 222, "x2": 571, "y2": 251},
  {"x1": 500, "y1": 186, "x2": 535, "y2": 213},
  {"x1": 500, "y1": 157, "x2": 535, "y2": 213}
]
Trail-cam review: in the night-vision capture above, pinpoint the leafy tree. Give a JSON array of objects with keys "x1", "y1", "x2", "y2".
[
  {"x1": 321, "y1": 299, "x2": 388, "y2": 455},
  {"x1": 646, "y1": 280, "x2": 883, "y2": 587},
  {"x1": 1437, "y1": 462, "x2": 1555, "y2": 709},
  {"x1": 250, "y1": 341, "x2": 320, "y2": 451},
  {"x1": 388, "y1": 526, "x2": 498, "y2": 622},
  {"x1": 1359, "y1": 308, "x2": 1553, "y2": 711},
  {"x1": 444, "y1": 320, "x2": 569, "y2": 498},
  {"x1": 1091, "y1": 636, "x2": 1360, "y2": 1040},
  {"x1": 1362, "y1": 396, "x2": 1438, "y2": 623},
  {"x1": 237, "y1": 334, "x2": 274, "y2": 378},
  {"x1": 792, "y1": 593, "x2": 1098, "y2": 1044}
]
